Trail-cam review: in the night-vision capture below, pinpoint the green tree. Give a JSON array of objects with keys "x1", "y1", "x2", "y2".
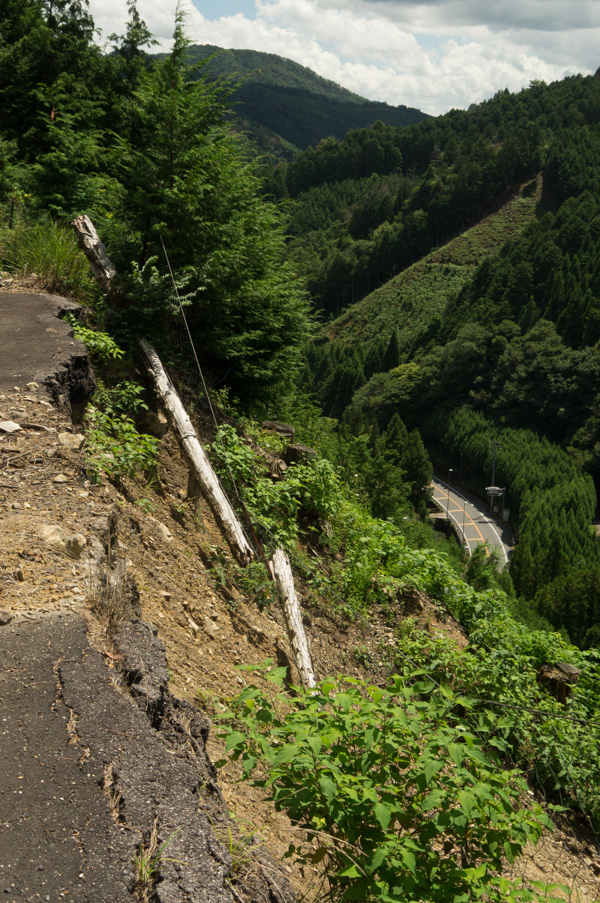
[{"x1": 110, "y1": 9, "x2": 311, "y2": 403}]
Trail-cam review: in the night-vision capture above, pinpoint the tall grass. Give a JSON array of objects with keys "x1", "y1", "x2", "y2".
[{"x1": 0, "y1": 216, "x2": 98, "y2": 304}]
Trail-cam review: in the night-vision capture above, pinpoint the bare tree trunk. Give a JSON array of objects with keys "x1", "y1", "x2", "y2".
[
  {"x1": 71, "y1": 215, "x2": 116, "y2": 296},
  {"x1": 74, "y1": 217, "x2": 314, "y2": 686},
  {"x1": 138, "y1": 338, "x2": 254, "y2": 565},
  {"x1": 270, "y1": 549, "x2": 316, "y2": 689}
]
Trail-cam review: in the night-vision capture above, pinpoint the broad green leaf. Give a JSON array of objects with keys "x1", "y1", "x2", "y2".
[
  {"x1": 339, "y1": 864, "x2": 361, "y2": 878},
  {"x1": 374, "y1": 802, "x2": 392, "y2": 831},
  {"x1": 336, "y1": 693, "x2": 354, "y2": 712},
  {"x1": 424, "y1": 757, "x2": 444, "y2": 785},
  {"x1": 457, "y1": 790, "x2": 476, "y2": 819},
  {"x1": 370, "y1": 847, "x2": 386, "y2": 871},
  {"x1": 447, "y1": 743, "x2": 465, "y2": 766},
  {"x1": 319, "y1": 774, "x2": 337, "y2": 800},
  {"x1": 400, "y1": 848, "x2": 416, "y2": 875},
  {"x1": 307, "y1": 736, "x2": 323, "y2": 756},
  {"x1": 256, "y1": 707, "x2": 273, "y2": 723},
  {"x1": 224, "y1": 731, "x2": 246, "y2": 752},
  {"x1": 273, "y1": 743, "x2": 299, "y2": 765},
  {"x1": 422, "y1": 788, "x2": 446, "y2": 810}
]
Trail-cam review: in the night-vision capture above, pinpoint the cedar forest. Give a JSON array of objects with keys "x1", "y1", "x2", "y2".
[{"x1": 3, "y1": 1, "x2": 600, "y2": 900}]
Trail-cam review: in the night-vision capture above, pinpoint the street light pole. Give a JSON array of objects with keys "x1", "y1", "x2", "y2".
[
  {"x1": 490, "y1": 441, "x2": 502, "y2": 514},
  {"x1": 446, "y1": 468, "x2": 453, "y2": 521}
]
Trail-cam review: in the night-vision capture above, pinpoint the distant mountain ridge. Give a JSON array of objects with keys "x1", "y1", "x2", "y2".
[{"x1": 183, "y1": 44, "x2": 429, "y2": 155}]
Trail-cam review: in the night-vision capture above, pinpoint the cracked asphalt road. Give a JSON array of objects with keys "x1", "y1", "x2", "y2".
[
  {"x1": 0, "y1": 291, "x2": 83, "y2": 394},
  {"x1": 0, "y1": 613, "x2": 134, "y2": 902}
]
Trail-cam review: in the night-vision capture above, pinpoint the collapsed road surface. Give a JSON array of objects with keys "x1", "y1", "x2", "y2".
[
  {"x1": 0, "y1": 612, "x2": 236, "y2": 903},
  {"x1": 0, "y1": 291, "x2": 93, "y2": 401},
  {"x1": 0, "y1": 289, "x2": 295, "y2": 903}
]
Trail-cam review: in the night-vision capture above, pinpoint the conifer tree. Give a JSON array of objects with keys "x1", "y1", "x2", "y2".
[
  {"x1": 381, "y1": 329, "x2": 401, "y2": 371},
  {"x1": 109, "y1": 8, "x2": 311, "y2": 403}
]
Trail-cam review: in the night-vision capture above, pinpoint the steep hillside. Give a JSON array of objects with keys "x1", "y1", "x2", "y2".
[
  {"x1": 324, "y1": 176, "x2": 542, "y2": 356},
  {"x1": 184, "y1": 44, "x2": 428, "y2": 154},
  {"x1": 2, "y1": 301, "x2": 600, "y2": 902}
]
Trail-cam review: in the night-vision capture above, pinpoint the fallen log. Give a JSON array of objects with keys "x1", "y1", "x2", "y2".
[
  {"x1": 270, "y1": 548, "x2": 316, "y2": 689},
  {"x1": 71, "y1": 215, "x2": 116, "y2": 296},
  {"x1": 138, "y1": 338, "x2": 254, "y2": 565},
  {"x1": 74, "y1": 217, "x2": 313, "y2": 682}
]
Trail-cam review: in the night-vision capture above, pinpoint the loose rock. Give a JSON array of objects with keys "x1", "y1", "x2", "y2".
[
  {"x1": 0, "y1": 420, "x2": 21, "y2": 433},
  {"x1": 38, "y1": 525, "x2": 87, "y2": 558},
  {"x1": 58, "y1": 432, "x2": 85, "y2": 451}
]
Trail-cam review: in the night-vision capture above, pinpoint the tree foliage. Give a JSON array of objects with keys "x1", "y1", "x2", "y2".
[{"x1": 0, "y1": 1, "x2": 311, "y2": 405}]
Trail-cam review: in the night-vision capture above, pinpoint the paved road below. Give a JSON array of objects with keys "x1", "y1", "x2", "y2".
[{"x1": 431, "y1": 478, "x2": 512, "y2": 566}]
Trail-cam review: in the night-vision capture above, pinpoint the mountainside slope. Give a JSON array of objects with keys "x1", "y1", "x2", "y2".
[
  {"x1": 2, "y1": 284, "x2": 600, "y2": 901},
  {"x1": 325, "y1": 176, "x2": 542, "y2": 356},
  {"x1": 185, "y1": 44, "x2": 429, "y2": 152}
]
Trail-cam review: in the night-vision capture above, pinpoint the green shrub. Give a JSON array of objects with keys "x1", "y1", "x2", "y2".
[
  {"x1": 221, "y1": 666, "x2": 555, "y2": 903},
  {"x1": 66, "y1": 316, "x2": 125, "y2": 364},
  {"x1": 210, "y1": 423, "x2": 339, "y2": 548},
  {"x1": 85, "y1": 406, "x2": 158, "y2": 484},
  {"x1": 0, "y1": 217, "x2": 98, "y2": 303}
]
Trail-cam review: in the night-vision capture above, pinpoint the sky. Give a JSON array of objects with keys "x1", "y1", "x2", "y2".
[{"x1": 88, "y1": 0, "x2": 600, "y2": 116}]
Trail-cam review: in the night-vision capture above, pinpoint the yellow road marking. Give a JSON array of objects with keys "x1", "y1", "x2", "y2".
[{"x1": 432, "y1": 487, "x2": 489, "y2": 555}]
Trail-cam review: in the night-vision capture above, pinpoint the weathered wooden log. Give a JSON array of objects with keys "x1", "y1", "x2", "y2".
[
  {"x1": 138, "y1": 338, "x2": 254, "y2": 565},
  {"x1": 71, "y1": 215, "x2": 116, "y2": 295},
  {"x1": 270, "y1": 548, "x2": 316, "y2": 689}
]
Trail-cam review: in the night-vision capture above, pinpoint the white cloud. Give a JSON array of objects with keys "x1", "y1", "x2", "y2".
[{"x1": 87, "y1": 0, "x2": 598, "y2": 115}]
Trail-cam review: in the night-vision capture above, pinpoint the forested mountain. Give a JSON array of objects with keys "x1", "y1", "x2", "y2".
[
  {"x1": 3, "y1": 0, "x2": 600, "y2": 647},
  {"x1": 295, "y1": 71, "x2": 600, "y2": 645},
  {"x1": 6, "y1": 3, "x2": 600, "y2": 898},
  {"x1": 182, "y1": 44, "x2": 429, "y2": 156}
]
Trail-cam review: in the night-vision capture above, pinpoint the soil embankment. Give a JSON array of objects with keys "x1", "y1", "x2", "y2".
[
  {"x1": 2, "y1": 289, "x2": 600, "y2": 903},
  {"x1": 0, "y1": 290, "x2": 296, "y2": 903}
]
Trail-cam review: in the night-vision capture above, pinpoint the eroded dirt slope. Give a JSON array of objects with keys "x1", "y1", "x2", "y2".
[{"x1": 1, "y1": 288, "x2": 600, "y2": 902}]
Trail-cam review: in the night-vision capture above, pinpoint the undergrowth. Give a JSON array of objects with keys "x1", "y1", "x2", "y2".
[
  {"x1": 0, "y1": 216, "x2": 99, "y2": 303},
  {"x1": 215, "y1": 414, "x2": 600, "y2": 902}
]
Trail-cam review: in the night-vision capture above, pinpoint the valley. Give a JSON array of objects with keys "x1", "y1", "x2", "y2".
[{"x1": 1, "y1": 1, "x2": 600, "y2": 900}]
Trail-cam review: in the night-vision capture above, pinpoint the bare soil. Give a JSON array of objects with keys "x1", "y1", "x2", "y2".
[{"x1": 1, "y1": 303, "x2": 599, "y2": 900}]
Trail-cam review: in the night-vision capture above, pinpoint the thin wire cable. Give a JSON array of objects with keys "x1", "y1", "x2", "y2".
[
  {"x1": 159, "y1": 232, "x2": 219, "y2": 429},
  {"x1": 158, "y1": 232, "x2": 262, "y2": 560},
  {"x1": 150, "y1": 245, "x2": 600, "y2": 732}
]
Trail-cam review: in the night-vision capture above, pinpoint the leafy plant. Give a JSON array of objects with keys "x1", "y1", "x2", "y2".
[
  {"x1": 210, "y1": 423, "x2": 339, "y2": 549},
  {"x1": 65, "y1": 315, "x2": 125, "y2": 363},
  {"x1": 220, "y1": 665, "x2": 554, "y2": 903},
  {"x1": 0, "y1": 216, "x2": 98, "y2": 302},
  {"x1": 85, "y1": 406, "x2": 158, "y2": 483},
  {"x1": 134, "y1": 824, "x2": 181, "y2": 903},
  {"x1": 92, "y1": 379, "x2": 148, "y2": 416}
]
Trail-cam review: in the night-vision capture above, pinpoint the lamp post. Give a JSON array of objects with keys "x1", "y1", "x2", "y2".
[
  {"x1": 489, "y1": 441, "x2": 502, "y2": 514},
  {"x1": 446, "y1": 468, "x2": 453, "y2": 521}
]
